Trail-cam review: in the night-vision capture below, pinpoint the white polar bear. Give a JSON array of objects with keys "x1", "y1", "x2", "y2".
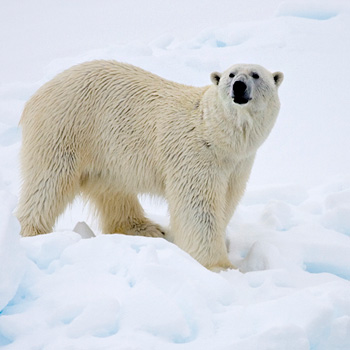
[{"x1": 17, "y1": 60, "x2": 283, "y2": 270}]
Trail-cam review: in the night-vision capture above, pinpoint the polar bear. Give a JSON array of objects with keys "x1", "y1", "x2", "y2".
[{"x1": 17, "y1": 60, "x2": 283, "y2": 270}]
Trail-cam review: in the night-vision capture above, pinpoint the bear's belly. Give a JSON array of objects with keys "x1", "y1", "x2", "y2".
[{"x1": 79, "y1": 164, "x2": 165, "y2": 196}]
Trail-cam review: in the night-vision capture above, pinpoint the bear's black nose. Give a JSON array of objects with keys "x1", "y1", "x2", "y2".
[{"x1": 232, "y1": 81, "x2": 247, "y2": 97}]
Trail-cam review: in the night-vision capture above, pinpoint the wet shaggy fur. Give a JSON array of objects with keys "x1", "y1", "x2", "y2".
[{"x1": 17, "y1": 60, "x2": 283, "y2": 270}]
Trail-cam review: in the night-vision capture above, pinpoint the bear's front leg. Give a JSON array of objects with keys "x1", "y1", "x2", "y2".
[
  {"x1": 224, "y1": 156, "x2": 255, "y2": 228},
  {"x1": 166, "y1": 172, "x2": 233, "y2": 271}
]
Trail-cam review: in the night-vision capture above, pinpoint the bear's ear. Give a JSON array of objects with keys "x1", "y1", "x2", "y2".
[
  {"x1": 210, "y1": 72, "x2": 221, "y2": 86},
  {"x1": 273, "y1": 72, "x2": 284, "y2": 88}
]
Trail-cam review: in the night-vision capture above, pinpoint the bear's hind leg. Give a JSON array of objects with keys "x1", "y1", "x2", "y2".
[
  {"x1": 89, "y1": 191, "x2": 166, "y2": 238},
  {"x1": 17, "y1": 164, "x2": 80, "y2": 237}
]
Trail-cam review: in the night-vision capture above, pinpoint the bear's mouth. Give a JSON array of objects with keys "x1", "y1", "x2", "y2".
[{"x1": 233, "y1": 97, "x2": 251, "y2": 105}]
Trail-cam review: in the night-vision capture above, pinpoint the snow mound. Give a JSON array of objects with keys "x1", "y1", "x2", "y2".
[
  {"x1": 276, "y1": 0, "x2": 342, "y2": 20},
  {"x1": 1, "y1": 177, "x2": 350, "y2": 349},
  {"x1": 1, "y1": 233, "x2": 235, "y2": 349}
]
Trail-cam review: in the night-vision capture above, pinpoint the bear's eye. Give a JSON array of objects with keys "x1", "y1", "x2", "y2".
[
  {"x1": 229, "y1": 73, "x2": 235, "y2": 78},
  {"x1": 252, "y1": 72, "x2": 259, "y2": 79}
]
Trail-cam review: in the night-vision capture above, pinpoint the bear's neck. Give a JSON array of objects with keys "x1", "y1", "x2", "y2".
[{"x1": 200, "y1": 86, "x2": 277, "y2": 161}]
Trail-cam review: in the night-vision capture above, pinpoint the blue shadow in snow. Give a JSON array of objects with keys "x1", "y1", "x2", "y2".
[{"x1": 304, "y1": 262, "x2": 350, "y2": 280}]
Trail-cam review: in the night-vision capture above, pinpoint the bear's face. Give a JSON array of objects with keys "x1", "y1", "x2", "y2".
[{"x1": 211, "y1": 64, "x2": 283, "y2": 109}]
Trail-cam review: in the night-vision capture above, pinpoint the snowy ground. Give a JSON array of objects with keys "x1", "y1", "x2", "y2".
[{"x1": 1, "y1": 1, "x2": 350, "y2": 349}]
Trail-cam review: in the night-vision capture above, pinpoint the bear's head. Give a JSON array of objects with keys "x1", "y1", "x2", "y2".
[{"x1": 210, "y1": 64, "x2": 283, "y2": 109}]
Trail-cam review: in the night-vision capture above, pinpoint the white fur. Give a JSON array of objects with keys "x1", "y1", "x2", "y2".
[{"x1": 17, "y1": 60, "x2": 283, "y2": 270}]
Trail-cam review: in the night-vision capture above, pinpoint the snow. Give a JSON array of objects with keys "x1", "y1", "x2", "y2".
[{"x1": 1, "y1": 0, "x2": 350, "y2": 349}]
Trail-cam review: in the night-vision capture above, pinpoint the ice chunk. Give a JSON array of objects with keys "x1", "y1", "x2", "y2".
[{"x1": 73, "y1": 221, "x2": 96, "y2": 239}]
